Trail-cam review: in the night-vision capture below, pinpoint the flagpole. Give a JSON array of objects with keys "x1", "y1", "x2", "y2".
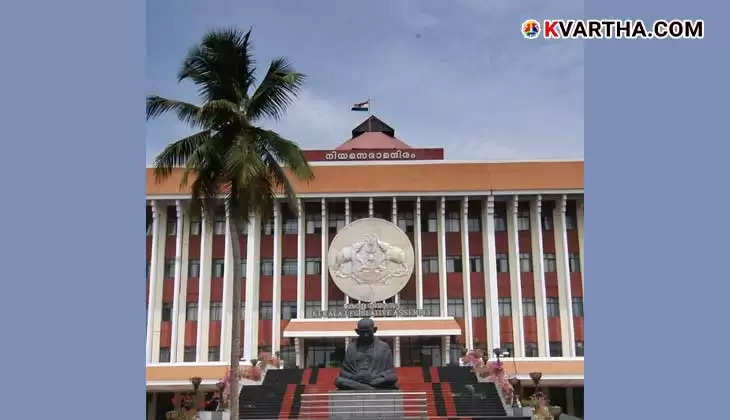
[{"x1": 368, "y1": 97, "x2": 372, "y2": 131}]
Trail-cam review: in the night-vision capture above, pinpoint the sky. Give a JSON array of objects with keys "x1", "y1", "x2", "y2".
[{"x1": 146, "y1": 0, "x2": 584, "y2": 163}]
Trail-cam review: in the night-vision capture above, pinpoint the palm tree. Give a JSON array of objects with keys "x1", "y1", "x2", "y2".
[{"x1": 147, "y1": 28, "x2": 313, "y2": 418}]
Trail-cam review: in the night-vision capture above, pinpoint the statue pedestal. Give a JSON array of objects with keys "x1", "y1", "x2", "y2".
[{"x1": 301, "y1": 391, "x2": 427, "y2": 420}]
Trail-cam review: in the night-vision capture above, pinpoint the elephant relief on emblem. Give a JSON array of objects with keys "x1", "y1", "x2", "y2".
[{"x1": 331, "y1": 233, "x2": 408, "y2": 285}]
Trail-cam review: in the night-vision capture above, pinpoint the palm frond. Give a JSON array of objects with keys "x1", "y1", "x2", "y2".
[
  {"x1": 146, "y1": 95, "x2": 206, "y2": 128},
  {"x1": 178, "y1": 28, "x2": 255, "y2": 105},
  {"x1": 246, "y1": 58, "x2": 305, "y2": 121},
  {"x1": 152, "y1": 130, "x2": 212, "y2": 181}
]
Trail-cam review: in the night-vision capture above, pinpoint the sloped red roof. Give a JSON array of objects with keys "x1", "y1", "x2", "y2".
[{"x1": 335, "y1": 132, "x2": 412, "y2": 150}]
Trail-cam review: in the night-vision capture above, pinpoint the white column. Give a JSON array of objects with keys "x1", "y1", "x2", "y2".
[
  {"x1": 321, "y1": 198, "x2": 328, "y2": 311},
  {"x1": 344, "y1": 198, "x2": 351, "y2": 306},
  {"x1": 272, "y1": 201, "x2": 282, "y2": 354},
  {"x1": 437, "y1": 197, "x2": 447, "y2": 317},
  {"x1": 170, "y1": 200, "x2": 185, "y2": 362},
  {"x1": 175, "y1": 202, "x2": 191, "y2": 362},
  {"x1": 146, "y1": 200, "x2": 162, "y2": 363},
  {"x1": 220, "y1": 203, "x2": 234, "y2": 362},
  {"x1": 196, "y1": 207, "x2": 213, "y2": 362},
  {"x1": 577, "y1": 199, "x2": 585, "y2": 293},
  {"x1": 392, "y1": 197, "x2": 399, "y2": 304},
  {"x1": 391, "y1": 197, "x2": 400, "y2": 367},
  {"x1": 242, "y1": 212, "x2": 262, "y2": 361},
  {"x1": 344, "y1": 198, "x2": 351, "y2": 349},
  {"x1": 554, "y1": 195, "x2": 575, "y2": 357},
  {"x1": 460, "y1": 197, "x2": 473, "y2": 351},
  {"x1": 506, "y1": 197, "x2": 525, "y2": 357},
  {"x1": 415, "y1": 197, "x2": 423, "y2": 310},
  {"x1": 368, "y1": 197, "x2": 374, "y2": 217},
  {"x1": 442, "y1": 335, "x2": 450, "y2": 366},
  {"x1": 295, "y1": 199, "x2": 305, "y2": 367},
  {"x1": 530, "y1": 196, "x2": 550, "y2": 357},
  {"x1": 481, "y1": 196, "x2": 500, "y2": 353},
  {"x1": 296, "y1": 199, "x2": 305, "y2": 318}
]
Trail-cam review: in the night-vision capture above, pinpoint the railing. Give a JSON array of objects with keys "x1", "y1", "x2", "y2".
[{"x1": 300, "y1": 391, "x2": 427, "y2": 419}]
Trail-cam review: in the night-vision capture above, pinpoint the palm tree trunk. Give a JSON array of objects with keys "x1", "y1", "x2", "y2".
[{"x1": 229, "y1": 217, "x2": 242, "y2": 419}]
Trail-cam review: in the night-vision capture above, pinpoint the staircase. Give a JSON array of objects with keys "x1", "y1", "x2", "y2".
[{"x1": 239, "y1": 366, "x2": 528, "y2": 419}]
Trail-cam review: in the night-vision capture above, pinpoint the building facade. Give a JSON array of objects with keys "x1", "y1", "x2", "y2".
[{"x1": 145, "y1": 116, "x2": 584, "y2": 415}]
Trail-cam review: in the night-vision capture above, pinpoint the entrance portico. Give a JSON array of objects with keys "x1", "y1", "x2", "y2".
[{"x1": 283, "y1": 317, "x2": 461, "y2": 368}]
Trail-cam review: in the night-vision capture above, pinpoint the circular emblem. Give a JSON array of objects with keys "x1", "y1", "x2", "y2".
[
  {"x1": 327, "y1": 218, "x2": 415, "y2": 302},
  {"x1": 522, "y1": 19, "x2": 540, "y2": 39}
]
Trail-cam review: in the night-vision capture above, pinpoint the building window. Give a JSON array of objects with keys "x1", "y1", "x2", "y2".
[
  {"x1": 188, "y1": 260, "x2": 200, "y2": 278},
  {"x1": 214, "y1": 214, "x2": 226, "y2": 235},
  {"x1": 425, "y1": 211, "x2": 437, "y2": 232},
  {"x1": 283, "y1": 217, "x2": 298, "y2": 235},
  {"x1": 328, "y1": 300, "x2": 345, "y2": 312},
  {"x1": 209, "y1": 302, "x2": 222, "y2": 321},
  {"x1": 161, "y1": 303, "x2": 172, "y2": 322},
  {"x1": 447, "y1": 298, "x2": 464, "y2": 317},
  {"x1": 500, "y1": 342, "x2": 514, "y2": 357},
  {"x1": 498, "y1": 297, "x2": 512, "y2": 317},
  {"x1": 422, "y1": 257, "x2": 439, "y2": 274},
  {"x1": 467, "y1": 216, "x2": 481, "y2": 232},
  {"x1": 445, "y1": 211, "x2": 460, "y2": 232},
  {"x1": 423, "y1": 298, "x2": 440, "y2": 317},
  {"x1": 329, "y1": 213, "x2": 345, "y2": 234},
  {"x1": 260, "y1": 259, "x2": 273, "y2": 276},
  {"x1": 518, "y1": 210, "x2": 530, "y2": 231},
  {"x1": 159, "y1": 348, "x2": 171, "y2": 363},
  {"x1": 399, "y1": 300, "x2": 417, "y2": 311},
  {"x1": 496, "y1": 253, "x2": 509, "y2": 273},
  {"x1": 572, "y1": 297, "x2": 584, "y2": 317},
  {"x1": 575, "y1": 341, "x2": 584, "y2": 356},
  {"x1": 305, "y1": 258, "x2": 321, "y2": 275},
  {"x1": 522, "y1": 298, "x2": 536, "y2": 316},
  {"x1": 164, "y1": 260, "x2": 175, "y2": 278},
  {"x1": 190, "y1": 219, "x2": 201, "y2": 236},
  {"x1": 305, "y1": 301, "x2": 320, "y2": 318},
  {"x1": 397, "y1": 211, "x2": 414, "y2": 233},
  {"x1": 262, "y1": 219, "x2": 274, "y2": 235},
  {"x1": 184, "y1": 346, "x2": 196, "y2": 362},
  {"x1": 469, "y1": 256, "x2": 483, "y2": 272},
  {"x1": 282, "y1": 259, "x2": 297, "y2": 276},
  {"x1": 280, "y1": 345, "x2": 296, "y2": 368},
  {"x1": 550, "y1": 341, "x2": 563, "y2": 357},
  {"x1": 208, "y1": 346, "x2": 220, "y2": 361},
  {"x1": 494, "y1": 214, "x2": 507, "y2": 232},
  {"x1": 542, "y1": 213, "x2": 553, "y2": 230},
  {"x1": 259, "y1": 301, "x2": 272, "y2": 320},
  {"x1": 544, "y1": 253, "x2": 557, "y2": 272},
  {"x1": 471, "y1": 298, "x2": 485, "y2": 317},
  {"x1": 240, "y1": 260, "x2": 247, "y2": 278},
  {"x1": 525, "y1": 342, "x2": 539, "y2": 357},
  {"x1": 565, "y1": 213, "x2": 577, "y2": 230},
  {"x1": 280, "y1": 301, "x2": 297, "y2": 320},
  {"x1": 519, "y1": 253, "x2": 532, "y2": 272},
  {"x1": 446, "y1": 256, "x2": 462, "y2": 273},
  {"x1": 547, "y1": 297, "x2": 560, "y2": 317},
  {"x1": 569, "y1": 253, "x2": 581, "y2": 273},
  {"x1": 167, "y1": 219, "x2": 177, "y2": 236},
  {"x1": 210, "y1": 259, "x2": 224, "y2": 277},
  {"x1": 186, "y1": 302, "x2": 198, "y2": 321},
  {"x1": 305, "y1": 213, "x2": 321, "y2": 234}
]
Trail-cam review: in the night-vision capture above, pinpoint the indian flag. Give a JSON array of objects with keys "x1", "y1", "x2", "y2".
[{"x1": 351, "y1": 100, "x2": 369, "y2": 111}]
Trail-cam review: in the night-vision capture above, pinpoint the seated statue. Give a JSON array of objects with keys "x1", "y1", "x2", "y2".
[{"x1": 335, "y1": 318, "x2": 399, "y2": 390}]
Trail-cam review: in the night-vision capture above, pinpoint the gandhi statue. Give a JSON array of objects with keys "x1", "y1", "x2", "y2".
[{"x1": 335, "y1": 318, "x2": 399, "y2": 390}]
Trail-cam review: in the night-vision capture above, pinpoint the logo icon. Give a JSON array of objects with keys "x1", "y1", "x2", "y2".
[
  {"x1": 522, "y1": 19, "x2": 541, "y2": 39},
  {"x1": 328, "y1": 218, "x2": 414, "y2": 302}
]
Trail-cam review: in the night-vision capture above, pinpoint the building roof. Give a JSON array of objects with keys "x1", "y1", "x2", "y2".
[
  {"x1": 351, "y1": 115, "x2": 395, "y2": 137},
  {"x1": 145, "y1": 160, "x2": 583, "y2": 196},
  {"x1": 335, "y1": 131, "x2": 412, "y2": 150}
]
